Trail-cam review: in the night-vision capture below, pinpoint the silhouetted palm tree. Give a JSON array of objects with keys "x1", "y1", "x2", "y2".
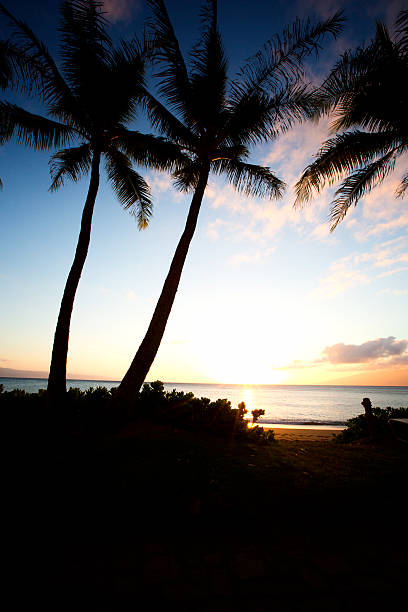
[
  {"x1": 294, "y1": 10, "x2": 408, "y2": 230},
  {"x1": 0, "y1": 0, "x2": 185, "y2": 402},
  {"x1": 0, "y1": 36, "x2": 45, "y2": 187},
  {"x1": 117, "y1": 0, "x2": 343, "y2": 405}
]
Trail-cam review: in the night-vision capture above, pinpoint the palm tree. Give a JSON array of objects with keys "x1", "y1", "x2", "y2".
[
  {"x1": 0, "y1": 0, "x2": 185, "y2": 402},
  {"x1": 116, "y1": 0, "x2": 344, "y2": 405},
  {"x1": 0, "y1": 36, "x2": 46, "y2": 187},
  {"x1": 294, "y1": 10, "x2": 408, "y2": 230}
]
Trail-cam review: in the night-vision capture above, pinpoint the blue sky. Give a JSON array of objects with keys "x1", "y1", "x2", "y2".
[{"x1": 1, "y1": 0, "x2": 407, "y2": 385}]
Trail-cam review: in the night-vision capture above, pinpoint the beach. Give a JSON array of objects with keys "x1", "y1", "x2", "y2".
[{"x1": 271, "y1": 426, "x2": 342, "y2": 441}]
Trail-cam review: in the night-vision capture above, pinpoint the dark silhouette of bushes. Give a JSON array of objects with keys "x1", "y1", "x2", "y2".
[
  {"x1": 0, "y1": 381, "x2": 275, "y2": 442},
  {"x1": 134, "y1": 381, "x2": 275, "y2": 442},
  {"x1": 0, "y1": 384, "x2": 122, "y2": 435},
  {"x1": 335, "y1": 406, "x2": 408, "y2": 442}
]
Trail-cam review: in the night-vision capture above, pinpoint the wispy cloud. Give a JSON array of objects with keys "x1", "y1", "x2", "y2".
[
  {"x1": 206, "y1": 218, "x2": 262, "y2": 243},
  {"x1": 203, "y1": 119, "x2": 338, "y2": 250},
  {"x1": 229, "y1": 247, "x2": 276, "y2": 266},
  {"x1": 294, "y1": 0, "x2": 345, "y2": 22},
  {"x1": 102, "y1": 0, "x2": 140, "y2": 22},
  {"x1": 378, "y1": 288, "x2": 408, "y2": 296},
  {"x1": 311, "y1": 235, "x2": 408, "y2": 299},
  {"x1": 311, "y1": 254, "x2": 371, "y2": 298}
]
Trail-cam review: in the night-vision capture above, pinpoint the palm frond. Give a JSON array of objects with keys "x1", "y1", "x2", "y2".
[
  {"x1": 172, "y1": 159, "x2": 203, "y2": 192},
  {"x1": 0, "y1": 38, "x2": 43, "y2": 92},
  {"x1": 104, "y1": 148, "x2": 152, "y2": 229},
  {"x1": 102, "y1": 39, "x2": 146, "y2": 125},
  {"x1": 329, "y1": 150, "x2": 397, "y2": 230},
  {"x1": 229, "y1": 12, "x2": 344, "y2": 104},
  {"x1": 213, "y1": 158, "x2": 285, "y2": 199},
  {"x1": 0, "y1": 40, "x2": 13, "y2": 89},
  {"x1": 294, "y1": 130, "x2": 400, "y2": 205},
  {"x1": 262, "y1": 82, "x2": 318, "y2": 135},
  {"x1": 0, "y1": 101, "x2": 76, "y2": 148},
  {"x1": 142, "y1": 89, "x2": 197, "y2": 149},
  {"x1": 225, "y1": 83, "x2": 318, "y2": 149},
  {"x1": 0, "y1": 2, "x2": 73, "y2": 108},
  {"x1": 59, "y1": 0, "x2": 112, "y2": 97},
  {"x1": 396, "y1": 9, "x2": 408, "y2": 52},
  {"x1": 189, "y1": 0, "x2": 228, "y2": 130},
  {"x1": 49, "y1": 143, "x2": 92, "y2": 191},
  {"x1": 396, "y1": 170, "x2": 408, "y2": 199},
  {"x1": 314, "y1": 20, "x2": 407, "y2": 134},
  {"x1": 116, "y1": 129, "x2": 190, "y2": 172},
  {"x1": 147, "y1": 0, "x2": 191, "y2": 121}
]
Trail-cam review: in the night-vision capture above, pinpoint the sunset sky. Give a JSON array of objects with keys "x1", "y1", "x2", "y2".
[{"x1": 1, "y1": 0, "x2": 407, "y2": 386}]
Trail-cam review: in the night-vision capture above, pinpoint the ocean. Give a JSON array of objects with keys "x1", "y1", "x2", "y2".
[{"x1": 1, "y1": 377, "x2": 407, "y2": 428}]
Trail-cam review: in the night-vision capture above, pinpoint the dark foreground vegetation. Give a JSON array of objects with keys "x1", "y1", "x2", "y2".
[{"x1": 2, "y1": 383, "x2": 407, "y2": 611}]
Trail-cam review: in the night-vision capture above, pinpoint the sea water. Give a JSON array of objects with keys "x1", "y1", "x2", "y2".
[{"x1": 1, "y1": 378, "x2": 407, "y2": 427}]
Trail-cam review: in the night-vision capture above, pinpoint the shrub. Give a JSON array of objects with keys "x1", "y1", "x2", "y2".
[
  {"x1": 251, "y1": 408, "x2": 265, "y2": 424},
  {"x1": 0, "y1": 384, "x2": 121, "y2": 434},
  {"x1": 335, "y1": 406, "x2": 408, "y2": 443},
  {"x1": 0, "y1": 380, "x2": 276, "y2": 443},
  {"x1": 135, "y1": 382, "x2": 275, "y2": 443}
]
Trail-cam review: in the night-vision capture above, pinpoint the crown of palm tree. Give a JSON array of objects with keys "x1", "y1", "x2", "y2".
[
  {"x1": 143, "y1": 0, "x2": 344, "y2": 200},
  {"x1": 294, "y1": 9, "x2": 408, "y2": 231},
  {"x1": 0, "y1": 0, "x2": 185, "y2": 226}
]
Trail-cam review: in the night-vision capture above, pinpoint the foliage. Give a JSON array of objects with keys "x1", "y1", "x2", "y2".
[
  {"x1": 0, "y1": 384, "x2": 123, "y2": 434},
  {"x1": 251, "y1": 408, "x2": 265, "y2": 424},
  {"x1": 134, "y1": 381, "x2": 275, "y2": 442},
  {"x1": 295, "y1": 9, "x2": 408, "y2": 230},
  {"x1": 0, "y1": 0, "x2": 187, "y2": 222},
  {"x1": 0, "y1": 381, "x2": 275, "y2": 442},
  {"x1": 335, "y1": 406, "x2": 408, "y2": 443}
]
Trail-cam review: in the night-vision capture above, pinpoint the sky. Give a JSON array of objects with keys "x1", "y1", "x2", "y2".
[{"x1": 1, "y1": 0, "x2": 407, "y2": 386}]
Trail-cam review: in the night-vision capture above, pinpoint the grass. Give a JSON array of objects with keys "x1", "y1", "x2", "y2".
[{"x1": 7, "y1": 416, "x2": 407, "y2": 611}]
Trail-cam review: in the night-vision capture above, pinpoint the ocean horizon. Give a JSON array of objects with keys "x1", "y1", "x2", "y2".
[{"x1": 2, "y1": 377, "x2": 407, "y2": 428}]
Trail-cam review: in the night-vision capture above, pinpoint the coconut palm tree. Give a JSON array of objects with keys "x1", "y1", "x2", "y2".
[
  {"x1": 0, "y1": 36, "x2": 46, "y2": 187},
  {"x1": 116, "y1": 0, "x2": 344, "y2": 405},
  {"x1": 294, "y1": 10, "x2": 408, "y2": 230},
  {"x1": 0, "y1": 0, "x2": 185, "y2": 402}
]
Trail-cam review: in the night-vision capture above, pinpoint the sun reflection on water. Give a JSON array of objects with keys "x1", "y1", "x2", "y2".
[{"x1": 242, "y1": 387, "x2": 254, "y2": 414}]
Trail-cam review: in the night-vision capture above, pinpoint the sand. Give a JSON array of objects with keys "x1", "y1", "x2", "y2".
[{"x1": 271, "y1": 427, "x2": 343, "y2": 442}]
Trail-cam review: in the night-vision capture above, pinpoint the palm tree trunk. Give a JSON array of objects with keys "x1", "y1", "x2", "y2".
[
  {"x1": 47, "y1": 150, "x2": 101, "y2": 403},
  {"x1": 117, "y1": 162, "x2": 210, "y2": 407}
]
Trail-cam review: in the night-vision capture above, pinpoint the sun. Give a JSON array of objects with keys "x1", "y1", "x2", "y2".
[{"x1": 198, "y1": 339, "x2": 285, "y2": 384}]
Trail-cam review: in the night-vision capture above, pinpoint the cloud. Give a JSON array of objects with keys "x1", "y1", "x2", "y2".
[
  {"x1": 262, "y1": 118, "x2": 331, "y2": 185},
  {"x1": 206, "y1": 217, "x2": 262, "y2": 243},
  {"x1": 311, "y1": 235, "x2": 408, "y2": 298},
  {"x1": 378, "y1": 288, "x2": 408, "y2": 296},
  {"x1": 146, "y1": 170, "x2": 184, "y2": 203},
  {"x1": 102, "y1": 0, "x2": 140, "y2": 22},
  {"x1": 204, "y1": 125, "x2": 339, "y2": 247},
  {"x1": 323, "y1": 336, "x2": 408, "y2": 364},
  {"x1": 310, "y1": 255, "x2": 371, "y2": 299},
  {"x1": 294, "y1": 0, "x2": 344, "y2": 22},
  {"x1": 280, "y1": 335, "x2": 408, "y2": 374},
  {"x1": 229, "y1": 247, "x2": 276, "y2": 266},
  {"x1": 377, "y1": 266, "x2": 408, "y2": 278}
]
